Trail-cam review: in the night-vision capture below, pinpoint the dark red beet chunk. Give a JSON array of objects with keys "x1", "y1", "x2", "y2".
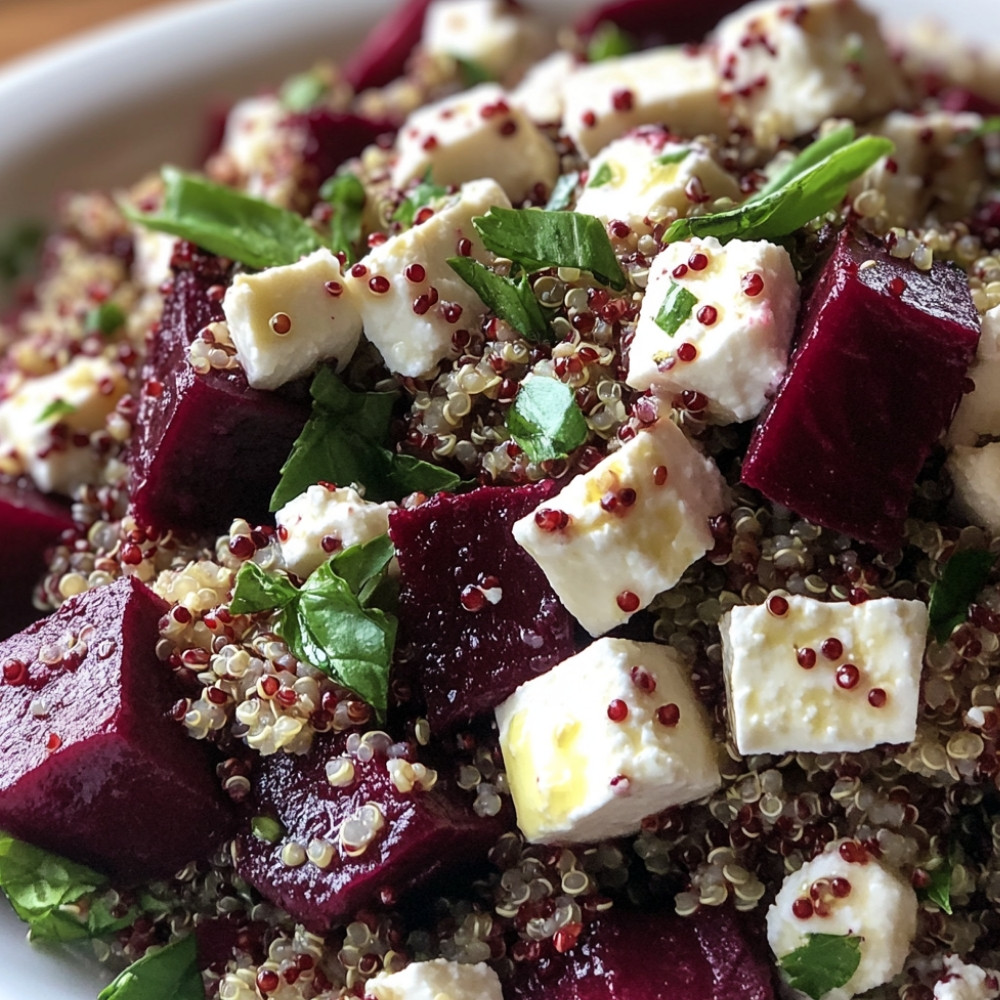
[
  {"x1": 937, "y1": 86, "x2": 1000, "y2": 116},
  {"x1": 0, "y1": 481, "x2": 74, "y2": 640},
  {"x1": 129, "y1": 266, "x2": 308, "y2": 533},
  {"x1": 509, "y1": 905, "x2": 774, "y2": 1000},
  {"x1": 234, "y1": 729, "x2": 503, "y2": 930},
  {"x1": 575, "y1": 0, "x2": 746, "y2": 49},
  {"x1": 0, "y1": 576, "x2": 234, "y2": 882},
  {"x1": 343, "y1": 0, "x2": 431, "y2": 92},
  {"x1": 388, "y1": 482, "x2": 576, "y2": 730},
  {"x1": 742, "y1": 228, "x2": 980, "y2": 549}
]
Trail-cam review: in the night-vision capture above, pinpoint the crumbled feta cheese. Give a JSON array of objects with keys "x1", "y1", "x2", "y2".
[
  {"x1": 721, "y1": 594, "x2": 927, "y2": 755},
  {"x1": 561, "y1": 47, "x2": 728, "y2": 158},
  {"x1": 933, "y1": 955, "x2": 1000, "y2": 1000},
  {"x1": 513, "y1": 417, "x2": 727, "y2": 636},
  {"x1": 947, "y1": 304, "x2": 999, "y2": 447},
  {"x1": 627, "y1": 236, "x2": 799, "y2": 423},
  {"x1": 0, "y1": 355, "x2": 128, "y2": 495},
  {"x1": 348, "y1": 178, "x2": 510, "y2": 377},
  {"x1": 421, "y1": 0, "x2": 553, "y2": 86},
  {"x1": 947, "y1": 443, "x2": 1000, "y2": 533},
  {"x1": 713, "y1": 0, "x2": 908, "y2": 145},
  {"x1": 365, "y1": 959, "x2": 504, "y2": 1000},
  {"x1": 510, "y1": 50, "x2": 578, "y2": 125},
  {"x1": 222, "y1": 248, "x2": 363, "y2": 391},
  {"x1": 131, "y1": 228, "x2": 177, "y2": 291},
  {"x1": 219, "y1": 94, "x2": 290, "y2": 203},
  {"x1": 496, "y1": 638, "x2": 721, "y2": 844},
  {"x1": 276, "y1": 484, "x2": 396, "y2": 579},
  {"x1": 391, "y1": 83, "x2": 560, "y2": 203},
  {"x1": 575, "y1": 129, "x2": 741, "y2": 235},
  {"x1": 768, "y1": 839, "x2": 918, "y2": 1000}
]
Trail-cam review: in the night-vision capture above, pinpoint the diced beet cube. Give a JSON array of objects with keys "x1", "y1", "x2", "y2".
[
  {"x1": 388, "y1": 482, "x2": 577, "y2": 730},
  {"x1": 508, "y1": 905, "x2": 774, "y2": 1000},
  {"x1": 0, "y1": 481, "x2": 74, "y2": 640},
  {"x1": 742, "y1": 227, "x2": 980, "y2": 549},
  {"x1": 343, "y1": 0, "x2": 431, "y2": 92},
  {"x1": 0, "y1": 576, "x2": 235, "y2": 882},
  {"x1": 574, "y1": 0, "x2": 746, "y2": 49},
  {"x1": 129, "y1": 267, "x2": 308, "y2": 533},
  {"x1": 234, "y1": 729, "x2": 504, "y2": 929}
]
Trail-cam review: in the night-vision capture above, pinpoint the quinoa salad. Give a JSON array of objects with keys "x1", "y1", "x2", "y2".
[{"x1": 3, "y1": 1, "x2": 1000, "y2": 998}]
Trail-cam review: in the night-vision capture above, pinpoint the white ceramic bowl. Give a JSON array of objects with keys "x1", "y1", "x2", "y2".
[{"x1": 0, "y1": 1, "x2": 997, "y2": 997}]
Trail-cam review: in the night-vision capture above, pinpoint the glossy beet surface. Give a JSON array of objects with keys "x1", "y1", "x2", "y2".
[
  {"x1": 0, "y1": 481, "x2": 74, "y2": 640},
  {"x1": 343, "y1": 0, "x2": 430, "y2": 92},
  {"x1": 0, "y1": 577, "x2": 235, "y2": 882},
  {"x1": 235, "y1": 729, "x2": 504, "y2": 930},
  {"x1": 129, "y1": 262, "x2": 308, "y2": 533},
  {"x1": 574, "y1": 0, "x2": 747, "y2": 48},
  {"x1": 389, "y1": 482, "x2": 577, "y2": 729},
  {"x1": 742, "y1": 227, "x2": 980, "y2": 549}
]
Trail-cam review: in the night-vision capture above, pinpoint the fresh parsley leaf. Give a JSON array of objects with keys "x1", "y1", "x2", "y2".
[
  {"x1": 474, "y1": 207, "x2": 627, "y2": 291},
  {"x1": 447, "y1": 256, "x2": 550, "y2": 341},
  {"x1": 654, "y1": 281, "x2": 698, "y2": 337},
  {"x1": 920, "y1": 858, "x2": 954, "y2": 914},
  {"x1": 280, "y1": 70, "x2": 329, "y2": 112},
  {"x1": 393, "y1": 174, "x2": 450, "y2": 228},
  {"x1": 123, "y1": 166, "x2": 323, "y2": 270},
  {"x1": 664, "y1": 132, "x2": 893, "y2": 245},
  {"x1": 546, "y1": 172, "x2": 580, "y2": 212},
  {"x1": 230, "y1": 561, "x2": 299, "y2": 614},
  {"x1": 588, "y1": 162, "x2": 614, "y2": 188},
  {"x1": 271, "y1": 368, "x2": 462, "y2": 510},
  {"x1": 587, "y1": 21, "x2": 635, "y2": 62},
  {"x1": 507, "y1": 376, "x2": 588, "y2": 463},
  {"x1": 320, "y1": 172, "x2": 366, "y2": 264},
  {"x1": 98, "y1": 934, "x2": 203, "y2": 1000},
  {"x1": 36, "y1": 399, "x2": 77, "y2": 424},
  {"x1": 778, "y1": 934, "x2": 862, "y2": 1000},
  {"x1": 0, "y1": 221, "x2": 44, "y2": 284},
  {"x1": 0, "y1": 833, "x2": 134, "y2": 942},
  {"x1": 929, "y1": 549, "x2": 995, "y2": 642},
  {"x1": 455, "y1": 56, "x2": 493, "y2": 86},
  {"x1": 84, "y1": 301, "x2": 126, "y2": 337},
  {"x1": 656, "y1": 148, "x2": 691, "y2": 166}
]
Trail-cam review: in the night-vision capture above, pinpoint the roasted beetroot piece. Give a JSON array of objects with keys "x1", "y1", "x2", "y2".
[
  {"x1": 388, "y1": 482, "x2": 577, "y2": 730},
  {"x1": 0, "y1": 481, "x2": 74, "y2": 640},
  {"x1": 343, "y1": 0, "x2": 431, "y2": 92},
  {"x1": 234, "y1": 729, "x2": 504, "y2": 929},
  {"x1": 742, "y1": 227, "x2": 980, "y2": 549},
  {"x1": 0, "y1": 576, "x2": 235, "y2": 882},
  {"x1": 937, "y1": 87, "x2": 1000, "y2": 116},
  {"x1": 509, "y1": 905, "x2": 774, "y2": 1000},
  {"x1": 574, "y1": 0, "x2": 746, "y2": 49},
  {"x1": 129, "y1": 266, "x2": 308, "y2": 533}
]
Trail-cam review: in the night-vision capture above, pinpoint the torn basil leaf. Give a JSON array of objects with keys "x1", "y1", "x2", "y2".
[
  {"x1": 507, "y1": 376, "x2": 588, "y2": 463},
  {"x1": 447, "y1": 256, "x2": 550, "y2": 341},
  {"x1": 320, "y1": 172, "x2": 366, "y2": 264},
  {"x1": 546, "y1": 172, "x2": 580, "y2": 212},
  {"x1": 928, "y1": 548, "x2": 995, "y2": 642},
  {"x1": 778, "y1": 934, "x2": 862, "y2": 1000},
  {"x1": 654, "y1": 281, "x2": 698, "y2": 337},
  {"x1": 919, "y1": 858, "x2": 953, "y2": 915},
  {"x1": 84, "y1": 301, "x2": 126, "y2": 337},
  {"x1": 656, "y1": 148, "x2": 691, "y2": 166},
  {"x1": 588, "y1": 162, "x2": 614, "y2": 188},
  {"x1": 98, "y1": 934, "x2": 203, "y2": 1000}
]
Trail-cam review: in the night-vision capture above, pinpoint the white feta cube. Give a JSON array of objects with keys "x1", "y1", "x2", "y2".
[
  {"x1": 365, "y1": 959, "x2": 503, "y2": 1000},
  {"x1": 947, "y1": 443, "x2": 1000, "y2": 533},
  {"x1": 348, "y1": 178, "x2": 510, "y2": 377},
  {"x1": 222, "y1": 249, "x2": 363, "y2": 391},
  {"x1": 391, "y1": 83, "x2": 560, "y2": 203},
  {"x1": 768, "y1": 839, "x2": 918, "y2": 1000},
  {"x1": 933, "y1": 956, "x2": 1000, "y2": 1000},
  {"x1": 721, "y1": 594, "x2": 927, "y2": 755},
  {"x1": 627, "y1": 236, "x2": 799, "y2": 423},
  {"x1": 0, "y1": 355, "x2": 128, "y2": 495},
  {"x1": 496, "y1": 638, "x2": 721, "y2": 844},
  {"x1": 510, "y1": 50, "x2": 578, "y2": 126},
  {"x1": 713, "y1": 0, "x2": 908, "y2": 145},
  {"x1": 276, "y1": 484, "x2": 396, "y2": 579},
  {"x1": 421, "y1": 0, "x2": 553, "y2": 87},
  {"x1": 562, "y1": 47, "x2": 728, "y2": 158},
  {"x1": 575, "y1": 129, "x2": 741, "y2": 235},
  {"x1": 948, "y1": 304, "x2": 999, "y2": 447},
  {"x1": 513, "y1": 417, "x2": 726, "y2": 637}
]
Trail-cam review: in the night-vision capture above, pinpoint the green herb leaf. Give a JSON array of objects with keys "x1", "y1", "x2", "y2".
[
  {"x1": 0, "y1": 833, "x2": 134, "y2": 942},
  {"x1": 328, "y1": 534, "x2": 395, "y2": 605},
  {"x1": 507, "y1": 376, "x2": 588, "y2": 463},
  {"x1": 545, "y1": 172, "x2": 580, "y2": 212},
  {"x1": 778, "y1": 934, "x2": 862, "y2": 1000},
  {"x1": 250, "y1": 816, "x2": 285, "y2": 844},
  {"x1": 654, "y1": 281, "x2": 698, "y2": 337},
  {"x1": 84, "y1": 301, "x2": 126, "y2": 337},
  {"x1": 752, "y1": 125, "x2": 858, "y2": 203},
  {"x1": 123, "y1": 166, "x2": 323, "y2": 270},
  {"x1": 98, "y1": 934, "x2": 203, "y2": 1000},
  {"x1": 320, "y1": 172, "x2": 366, "y2": 264},
  {"x1": 656, "y1": 148, "x2": 691, "y2": 166},
  {"x1": 664, "y1": 133, "x2": 893, "y2": 245},
  {"x1": 929, "y1": 548, "x2": 995, "y2": 642},
  {"x1": 393, "y1": 174, "x2": 450, "y2": 228},
  {"x1": 474, "y1": 207, "x2": 626, "y2": 291},
  {"x1": 455, "y1": 56, "x2": 493, "y2": 87},
  {"x1": 37, "y1": 399, "x2": 77, "y2": 424},
  {"x1": 588, "y1": 162, "x2": 614, "y2": 188},
  {"x1": 447, "y1": 256, "x2": 550, "y2": 341},
  {"x1": 919, "y1": 858, "x2": 953, "y2": 914},
  {"x1": 280, "y1": 70, "x2": 329, "y2": 112},
  {"x1": 0, "y1": 221, "x2": 44, "y2": 284},
  {"x1": 586, "y1": 21, "x2": 635, "y2": 62},
  {"x1": 230, "y1": 561, "x2": 299, "y2": 614}
]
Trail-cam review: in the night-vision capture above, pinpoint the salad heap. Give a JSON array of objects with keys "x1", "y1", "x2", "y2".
[{"x1": 2, "y1": 0, "x2": 1000, "y2": 998}]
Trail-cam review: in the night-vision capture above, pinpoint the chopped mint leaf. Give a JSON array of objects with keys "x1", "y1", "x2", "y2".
[
  {"x1": 393, "y1": 174, "x2": 450, "y2": 228},
  {"x1": 587, "y1": 21, "x2": 635, "y2": 62},
  {"x1": 778, "y1": 934, "x2": 862, "y2": 1000},
  {"x1": 271, "y1": 368, "x2": 463, "y2": 511},
  {"x1": 98, "y1": 934, "x2": 203, "y2": 1000},
  {"x1": 656, "y1": 148, "x2": 691, "y2": 166},
  {"x1": 455, "y1": 56, "x2": 493, "y2": 86},
  {"x1": 474, "y1": 207, "x2": 627, "y2": 291},
  {"x1": 37, "y1": 399, "x2": 77, "y2": 424},
  {"x1": 123, "y1": 166, "x2": 322, "y2": 270},
  {"x1": 665, "y1": 130, "x2": 893, "y2": 245},
  {"x1": 545, "y1": 172, "x2": 580, "y2": 211},
  {"x1": 250, "y1": 816, "x2": 285, "y2": 844},
  {"x1": 447, "y1": 256, "x2": 550, "y2": 341},
  {"x1": 929, "y1": 548, "x2": 995, "y2": 642},
  {"x1": 0, "y1": 221, "x2": 44, "y2": 284},
  {"x1": 588, "y1": 162, "x2": 614, "y2": 188},
  {"x1": 654, "y1": 281, "x2": 698, "y2": 337},
  {"x1": 320, "y1": 172, "x2": 366, "y2": 264},
  {"x1": 280, "y1": 70, "x2": 329, "y2": 112},
  {"x1": 507, "y1": 376, "x2": 588, "y2": 464},
  {"x1": 84, "y1": 300, "x2": 126, "y2": 337}
]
